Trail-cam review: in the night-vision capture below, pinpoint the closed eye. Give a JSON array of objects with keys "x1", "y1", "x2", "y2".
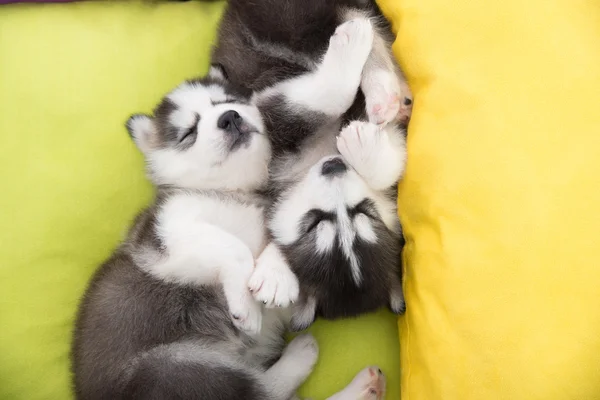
[
  {"x1": 304, "y1": 209, "x2": 334, "y2": 233},
  {"x1": 350, "y1": 199, "x2": 379, "y2": 220},
  {"x1": 306, "y1": 217, "x2": 323, "y2": 233},
  {"x1": 354, "y1": 210, "x2": 375, "y2": 220},
  {"x1": 180, "y1": 113, "x2": 200, "y2": 143},
  {"x1": 211, "y1": 98, "x2": 245, "y2": 106}
]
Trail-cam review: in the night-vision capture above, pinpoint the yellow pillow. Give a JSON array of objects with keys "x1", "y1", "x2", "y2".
[{"x1": 378, "y1": 0, "x2": 600, "y2": 398}]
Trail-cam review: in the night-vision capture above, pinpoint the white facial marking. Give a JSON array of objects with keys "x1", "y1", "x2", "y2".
[
  {"x1": 168, "y1": 108, "x2": 196, "y2": 129},
  {"x1": 336, "y1": 205, "x2": 361, "y2": 284},
  {"x1": 315, "y1": 221, "x2": 336, "y2": 254},
  {"x1": 354, "y1": 214, "x2": 377, "y2": 243},
  {"x1": 167, "y1": 82, "x2": 217, "y2": 111}
]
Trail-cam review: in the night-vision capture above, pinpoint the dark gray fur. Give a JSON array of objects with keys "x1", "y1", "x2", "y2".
[
  {"x1": 212, "y1": 0, "x2": 393, "y2": 93},
  {"x1": 71, "y1": 187, "x2": 286, "y2": 400}
]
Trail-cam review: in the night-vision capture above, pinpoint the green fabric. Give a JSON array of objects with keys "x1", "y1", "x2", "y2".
[{"x1": 0, "y1": 2, "x2": 400, "y2": 399}]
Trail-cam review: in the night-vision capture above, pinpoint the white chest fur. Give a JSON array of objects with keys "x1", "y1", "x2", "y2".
[
  {"x1": 159, "y1": 192, "x2": 267, "y2": 258},
  {"x1": 141, "y1": 191, "x2": 268, "y2": 295}
]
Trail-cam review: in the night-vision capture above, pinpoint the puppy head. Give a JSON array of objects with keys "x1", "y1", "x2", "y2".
[
  {"x1": 126, "y1": 65, "x2": 270, "y2": 191},
  {"x1": 269, "y1": 155, "x2": 402, "y2": 290}
]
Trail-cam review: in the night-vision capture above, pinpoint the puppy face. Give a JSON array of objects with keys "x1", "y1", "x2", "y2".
[
  {"x1": 126, "y1": 66, "x2": 271, "y2": 191},
  {"x1": 269, "y1": 155, "x2": 402, "y2": 288}
]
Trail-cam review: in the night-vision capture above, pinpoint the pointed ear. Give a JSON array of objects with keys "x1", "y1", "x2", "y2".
[
  {"x1": 207, "y1": 63, "x2": 229, "y2": 81},
  {"x1": 126, "y1": 114, "x2": 158, "y2": 154}
]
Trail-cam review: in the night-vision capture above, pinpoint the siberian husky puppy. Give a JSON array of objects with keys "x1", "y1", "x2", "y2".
[
  {"x1": 71, "y1": 20, "x2": 387, "y2": 400},
  {"x1": 211, "y1": 0, "x2": 410, "y2": 329}
]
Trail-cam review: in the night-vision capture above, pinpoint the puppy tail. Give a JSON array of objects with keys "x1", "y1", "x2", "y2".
[{"x1": 122, "y1": 343, "x2": 267, "y2": 400}]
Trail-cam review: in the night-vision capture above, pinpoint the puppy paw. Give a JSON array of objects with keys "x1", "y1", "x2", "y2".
[
  {"x1": 337, "y1": 120, "x2": 406, "y2": 190},
  {"x1": 284, "y1": 334, "x2": 319, "y2": 372},
  {"x1": 229, "y1": 297, "x2": 262, "y2": 335},
  {"x1": 363, "y1": 69, "x2": 412, "y2": 126},
  {"x1": 337, "y1": 121, "x2": 382, "y2": 173},
  {"x1": 328, "y1": 18, "x2": 374, "y2": 68},
  {"x1": 390, "y1": 280, "x2": 406, "y2": 315},
  {"x1": 397, "y1": 80, "x2": 413, "y2": 125},
  {"x1": 340, "y1": 366, "x2": 386, "y2": 400},
  {"x1": 248, "y1": 246, "x2": 299, "y2": 308},
  {"x1": 290, "y1": 299, "x2": 317, "y2": 332},
  {"x1": 390, "y1": 293, "x2": 406, "y2": 315}
]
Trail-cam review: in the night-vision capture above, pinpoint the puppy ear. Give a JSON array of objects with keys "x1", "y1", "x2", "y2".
[
  {"x1": 126, "y1": 114, "x2": 158, "y2": 154},
  {"x1": 207, "y1": 63, "x2": 229, "y2": 81}
]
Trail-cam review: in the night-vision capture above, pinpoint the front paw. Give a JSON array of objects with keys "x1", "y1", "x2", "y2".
[
  {"x1": 230, "y1": 297, "x2": 263, "y2": 335},
  {"x1": 337, "y1": 121, "x2": 406, "y2": 190},
  {"x1": 248, "y1": 250, "x2": 300, "y2": 308},
  {"x1": 337, "y1": 121, "x2": 382, "y2": 173}
]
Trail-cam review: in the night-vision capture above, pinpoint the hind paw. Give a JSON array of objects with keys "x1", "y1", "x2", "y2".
[
  {"x1": 363, "y1": 69, "x2": 412, "y2": 126},
  {"x1": 327, "y1": 18, "x2": 374, "y2": 67},
  {"x1": 284, "y1": 334, "x2": 319, "y2": 372},
  {"x1": 339, "y1": 366, "x2": 386, "y2": 400}
]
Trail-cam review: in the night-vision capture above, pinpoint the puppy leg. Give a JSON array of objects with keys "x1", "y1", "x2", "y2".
[
  {"x1": 326, "y1": 366, "x2": 386, "y2": 400},
  {"x1": 263, "y1": 334, "x2": 319, "y2": 400},
  {"x1": 123, "y1": 342, "x2": 269, "y2": 400},
  {"x1": 147, "y1": 202, "x2": 262, "y2": 334},
  {"x1": 219, "y1": 246, "x2": 263, "y2": 335},
  {"x1": 389, "y1": 276, "x2": 406, "y2": 315},
  {"x1": 337, "y1": 120, "x2": 407, "y2": 191},
  {"x1": 256, "y1": 18, "x2": 374, "y2": 118},
  {"x1": 361, "y1": 31, "x2": 413, "y2": 126},
  {"x1": 289, "y1": 295, "x2": 317, "y2": 332},
  {"x1": 339, "y1": 9, "x2": 412, "y2": 125},
  {"x1": 249, "y1": 243, "x2": 300, "y2": 308},
  {"x1": 341, "y1": 13, "x2": 411, "y2": 127}
]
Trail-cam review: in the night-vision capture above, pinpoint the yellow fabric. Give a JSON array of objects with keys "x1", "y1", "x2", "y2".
[{"x1": 377, "y1": 0, "x2": 600, "y2": 398}]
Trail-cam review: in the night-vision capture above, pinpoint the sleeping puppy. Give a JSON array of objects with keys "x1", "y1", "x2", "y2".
[
  {"x1": 212, "y1": 0, "x2": 412, "y2": 124},
  {"x1": 71, "y1": 20, "x2": 388, "y2": 400},
  {"x1": 211, "y1": 0, "x2": 409, "y2": 329}
]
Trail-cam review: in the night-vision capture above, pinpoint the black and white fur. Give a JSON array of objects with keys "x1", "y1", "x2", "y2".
[
  {"x1": 71, "y1": 21, "x2": 390, "y2": 400},
  {"x1": 211, "y1": 0, "x2": 410, "y2": 329}
]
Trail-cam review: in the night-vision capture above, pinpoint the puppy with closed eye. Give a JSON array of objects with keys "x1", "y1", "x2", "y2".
[
  {"x1": 210, "y1": 0, "x2": 409, "y2": 329},
  {"x1": 71, "y1": 20, "x2": 390, "y2": 400}
]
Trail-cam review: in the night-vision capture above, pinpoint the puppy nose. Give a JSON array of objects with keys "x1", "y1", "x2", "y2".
[
  {"x1": 321, "y1": 157, "x2": 347, "y2": 176},
  {"x1": 217, "y1": 110, "x2": 243, "y2": 132}
]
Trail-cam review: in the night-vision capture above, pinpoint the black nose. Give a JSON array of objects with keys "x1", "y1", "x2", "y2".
[
  {"x1": 321, "y1": 157, "x2": 347, "y2": 176},
  {"x1": 217, "y1": 110, "x2": 243, "y2": 132}
]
